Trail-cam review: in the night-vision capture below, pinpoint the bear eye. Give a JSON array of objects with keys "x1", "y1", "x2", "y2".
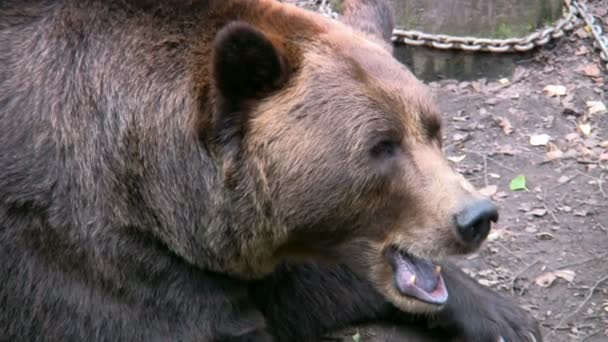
[{"x1": 370, "y1": 139, "x2": 400, "y2": 158}]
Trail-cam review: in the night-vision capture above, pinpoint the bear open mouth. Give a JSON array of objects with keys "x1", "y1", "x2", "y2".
[{"x1": 388, "y1": 248, "x2": 448, "y2": 305}]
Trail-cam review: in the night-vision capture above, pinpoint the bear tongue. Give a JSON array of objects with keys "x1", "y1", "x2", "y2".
[{"x1": 390, "y1": 251, "x2": 448, "y2": 305}]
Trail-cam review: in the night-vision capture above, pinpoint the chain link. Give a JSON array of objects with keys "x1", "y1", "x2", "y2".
[
  {"x1": 298, "y1": 0, "x2": 584, "y2": 53},
  {"x1": 574, "y1": 1, "x2": 608, "y2": 68},
  {"x1": 296, "y1": 0, "x2": 607, "y2": 69},
  {"x1": 390, "y1": 0, "x2": 583, "y2": 53}
]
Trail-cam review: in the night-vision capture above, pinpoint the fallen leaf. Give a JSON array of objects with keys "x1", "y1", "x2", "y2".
[
  {"x1": 575, "y1": 45, "x2": 589, "y2": 55},
  {"x1": 530, "y1": 134, "x2": 551, "y2": 146},
  {"x1": 581, "y1": 64, "x2": 601, "y2": 77},
  {"x1": 579, "y1": 123, "x2": 592, "y2": 136},
  {"x1": 496, "y1": 117, "x2": 513, "y2": 135},
  {"x1": 536, "y1": 232, "x2": 554, "y2": 240},
  {"x1": 485, "y1": 98, "x2": 498, "y2": 106},
  {"x1": 453, "y1": 133, "x2": 469, "y2": 142},
  {"x1": 447, "y1": 155, "x2": 467, "y2": 163},
  {"x1": 535, "y1": 272, "x2": 556, "y2": 288},
  {"x1": 574, "y1": 27, "x2": 589, "y2": 39},
  {"x1": 479, "y1": 185, "x2": 498, "y2": 197},
  {"x1": 565, "y1": 132, "x2": 580, "y2": 142},
  {"x1": 497, "y1": 144, "x2": 519, "y2": 155},
  {"x1": 543, "y1": 85, "x2": 567, "y2": 97},
  {"x1": 554, "y1": 269, "x2": 576, "y2": 283},
  {"x1": 510, "y1": 175, "x2": 528, "y2": 191},
  {"x1": 487, "y1": 228, "x2": 507, "y2": 241},
  {"x1": 546, "y1": 150, "x2": 564, "y2": 161},
  {"x1": 529, "y1": 208, "x2": 548, "y2": 217},
  {"x1": 587, "y1": 101, "x2": 606, "y2": 115}
]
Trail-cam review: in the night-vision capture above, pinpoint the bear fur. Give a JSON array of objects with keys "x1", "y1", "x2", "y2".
[{"x1": 0, "y1": 0, "x2": 540, "y2": 341}]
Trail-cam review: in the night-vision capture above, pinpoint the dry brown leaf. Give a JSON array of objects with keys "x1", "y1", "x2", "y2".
[
  {"x1": 587, "y1": 101, "x2": 606, "y2": 115},
  {"x1": 497, "y1": 144, "x2": 519, "y2": 155},
  {"x1": 453, "y1": 133, "x2": 469, "y2": 142},
  {"x1": 565, "y1": 132, "x2": 580, "y2": 142},
  {"x1": 530, "y1": 134, "x2": 551, "y2": 146},
  {"x1": 535, "y1": 272, "x2": 557, "y2": 288},
  {"x1": 554, "y1": 269, "x2": 575, "y2": 283},
  {"x1": 575, "y1": 46, "x2": 589, "y2": 56},
  {"x1": 487, "y1": 228, "x2": 507, "y2": 241},
  {"x1": 578, "y1": 123, "x2": 592, "y2": 137},
  {"x1": 496, "y1": 117, "x2": 513, "y2": 135},
  {"x1": 494, "y1": 191, "x2": 507, "y2": 199},
  {"x1": 581, "y1": 64, "x2": 601, "y2": 77},
  {"x1": 447, "y1": 155, "x2": 467, "y2": 163},
  {"x1": 543, "y1": 85, "x2": 567, "y2": 97},
  {"x1": 574, "y1": 27, "x2": 589, "y2": 39},
  {"x1": 479, "y1": 185, "x2": 498, "y2": 197},
  {"x1": 536, "y1": 232, "x2": 554, "y2": 240},
  {"x1": 529, "y1": 208, "x2": 548, "y2": 217},
  {"x1": 546, "y1": 149, "x2": 564, "y2": 161}
]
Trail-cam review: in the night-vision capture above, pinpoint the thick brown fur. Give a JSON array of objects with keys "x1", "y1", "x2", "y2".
[{"x1": 1, "y1": 0, "x2": 540, "y2": 341}]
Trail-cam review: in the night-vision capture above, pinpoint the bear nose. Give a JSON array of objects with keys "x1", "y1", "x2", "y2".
[{"x1": 455, "y1": 199, "x2": 499, "y2": 245}]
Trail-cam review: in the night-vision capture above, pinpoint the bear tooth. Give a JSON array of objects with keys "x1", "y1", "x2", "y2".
[
  {"x1": 435, "y1": 265, "x2": 441, "y2": 274},
  {"x1": 409, "y1": 275, "x2": 416, "y2": 285}
]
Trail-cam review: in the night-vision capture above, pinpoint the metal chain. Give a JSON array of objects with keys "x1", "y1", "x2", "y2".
[
  {"x1": 297, "y1": 0, "x2": 608, "y2": 68},
  {"x1": 574, "y1": 1, "x2": 608, "y2": 68},
  {"x1": 389, "y1": 0, "x2": 584, "y2": 53},
  {"x1": 307, "y1": 0, "x2": 583, "y2": 53}
]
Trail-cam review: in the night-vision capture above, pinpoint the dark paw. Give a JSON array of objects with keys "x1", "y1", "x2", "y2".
[
  {"x1": 217, "y1": 329, "x2": 274, "y2": 342},
  {"x1": 436, "y1": 290, "x2": 542, "y2": 342}
]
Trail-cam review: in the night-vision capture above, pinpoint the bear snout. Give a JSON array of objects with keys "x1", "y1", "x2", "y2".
[{"x1": 454, "y1": 198, "x2": 499, "y2": 248}]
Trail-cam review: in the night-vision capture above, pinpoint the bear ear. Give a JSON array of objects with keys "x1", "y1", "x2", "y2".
[
  {"x1": 341, "y1": 0, "x2": 395, "y2": 51},
  {"x1": 212, "y1": 21, "x2": 287, "y2": 110}
]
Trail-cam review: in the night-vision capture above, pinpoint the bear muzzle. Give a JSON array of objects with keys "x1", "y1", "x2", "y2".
[{"x1": 387, "y1": 247, "x2": 448, "y2": 305}]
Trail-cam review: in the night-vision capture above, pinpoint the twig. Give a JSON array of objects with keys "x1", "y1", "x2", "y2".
[
  {"x1": 547, "y1": 275, "x2": 608, "y2": 338},
  {"x1": 576, "y1": 171, "x2": 607, "y2": 199},
  {"x1": 483, "y1": 155, "x2": 489, "y2": 187},
  {"x1": 582, "y1": 331, "x2": 602, "y2": 342},
  {"x1": 462, "y1": 149, "x2": 518, "y2": 173},
  {"x1": 493, "y1": 241, "x2": 526, "y2": 265},
  {"x1": 509, "y1": 259, "x2": 540, "y2": 296},
  {"x1": 541, "y1": 189, "x2": 561, "y2": 225},
  {"x1": 555, "y1": 251, "x2": 608, "y2": 269},
  {"x1": 537, "y1": 151, "x2": 581, "y2": 165},
  {"x1": 549, "y1": 174, "x2": 579, "y2": 190}
]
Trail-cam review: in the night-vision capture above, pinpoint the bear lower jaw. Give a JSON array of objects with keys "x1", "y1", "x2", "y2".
[{"x1": 388, "y1": 248, "x2": 448, "y2": 306}]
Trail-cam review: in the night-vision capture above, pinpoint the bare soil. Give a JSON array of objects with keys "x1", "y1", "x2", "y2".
[{"x1": 427, "y1": 3, "x2": 608, "y2": 340}]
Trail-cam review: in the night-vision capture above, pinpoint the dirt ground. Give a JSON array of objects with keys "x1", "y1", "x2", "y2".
[
  {"x1": 288, "y1": 1, "x2": 608, "y2": 340},
  {"x1": 427, "y1": 2, "x2": 608, "y2": 340}
]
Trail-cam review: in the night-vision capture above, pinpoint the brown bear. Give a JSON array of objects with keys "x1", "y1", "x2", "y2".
[{"x1": 0, "y1": 0, "x2": 540, "y2": 341}]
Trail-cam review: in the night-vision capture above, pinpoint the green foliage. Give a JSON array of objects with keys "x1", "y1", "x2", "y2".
[{"x1": 510, "y1": 174, "x2": 528, "y2": 191}]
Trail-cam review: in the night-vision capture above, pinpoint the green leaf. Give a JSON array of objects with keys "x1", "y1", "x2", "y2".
[
  {"x1": 510, "y1": 174, "x2": 528, "y2": 191},
  {"x1": 352, "y1": 332, "x2": 360, "y2": 342}
]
